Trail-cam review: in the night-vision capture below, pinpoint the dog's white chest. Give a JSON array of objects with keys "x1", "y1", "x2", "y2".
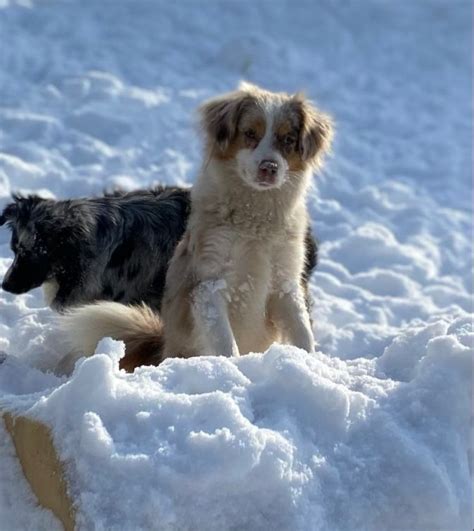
[
  {"x1": 42, "y1": 279, "x2": 60, "y2": 306},
  {"x1": 218, "y1": 237, "x2": 273, "y2": 350}
]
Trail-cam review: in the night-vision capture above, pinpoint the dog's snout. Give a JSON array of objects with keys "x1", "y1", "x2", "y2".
[
  {"x1": 2, "y1": 275, "x2": 17, "y2": 294},
  {"x1": 2, "y1": 267, "x2": 25, "y2": 294},
  {"x1": 1, "y1": 254, "x2": 47, "y2": 294},
  {"x1": 258, "y1": 160, "x2": 278, "y2": 175}
]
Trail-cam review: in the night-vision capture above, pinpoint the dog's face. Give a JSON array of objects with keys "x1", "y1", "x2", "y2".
[
  {"x1": 200, "y1": 82, "x2": 333, "y2": 190},
  {"x1": 0, "y1": 197, "x2": 52, "y2": 294}
]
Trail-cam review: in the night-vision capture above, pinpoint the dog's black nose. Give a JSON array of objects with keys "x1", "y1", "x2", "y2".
[
  {"x1": 2, "y1": 267, "x2": 24, "y2": 294},
  {"x1": 2, "y1": 277, "x2": 30, "y2": 294},
  {"x1": 2, "y1": 278, "x2": 15, "y2": 293},
  {"x1": 258, "y1": 160, "x2": 278, "y2": 176},
  {"x1": 257, "y1": 160, "x2": 279, "y2": 186}
]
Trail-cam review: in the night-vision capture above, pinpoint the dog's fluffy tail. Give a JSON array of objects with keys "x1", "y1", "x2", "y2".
[{"x1": 60, "y1": 302, "x2": 164, "y2": 372}]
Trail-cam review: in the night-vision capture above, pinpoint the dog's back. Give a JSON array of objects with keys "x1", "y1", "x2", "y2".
[{"x1": 93, "y1": 187, "x2": 191, "y2": 309}]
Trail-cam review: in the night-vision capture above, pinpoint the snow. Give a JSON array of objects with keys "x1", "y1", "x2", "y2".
[
  {"x1": 0, "y1": 1, "x2": 471, "y2": 530},
  {"x1": 1, "y1": 327, "x2": 471, "y2": 531}
]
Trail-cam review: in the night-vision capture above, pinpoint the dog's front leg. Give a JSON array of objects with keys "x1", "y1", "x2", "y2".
[
  {"x1": 192, "y1": 279, "x2": 239, "y2": 357},
  {"x1": 268, "y1": 281, "x2": 315, "y2": 353}
]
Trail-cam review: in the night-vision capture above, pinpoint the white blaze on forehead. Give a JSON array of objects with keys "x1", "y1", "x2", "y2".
[{"x1": 255, "y1": 103, "x2": 276, "y2": 158}]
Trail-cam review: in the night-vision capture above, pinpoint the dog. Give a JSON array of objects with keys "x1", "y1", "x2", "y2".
[
  {"x1": 0, "y1": 186, "x2": 191, "y2": 312},
  {"x1": 60, "y1": 83, "x2": 332, "y2": 371}
]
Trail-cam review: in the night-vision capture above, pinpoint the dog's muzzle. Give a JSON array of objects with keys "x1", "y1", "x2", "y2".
[
  {"x1": 2, "y1": 264, "x2": 28, "y2": 293},
  {"x1": 2, "y1": 255, "x2": 47, "y2": 294},
  {"x1": 2, "y1": 270, "x2": 26, "y2": 294}
]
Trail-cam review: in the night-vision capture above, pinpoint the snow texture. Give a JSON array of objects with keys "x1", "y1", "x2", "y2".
[{"x1": 0, "y1": 1, "x2": 471, "y2": 530}]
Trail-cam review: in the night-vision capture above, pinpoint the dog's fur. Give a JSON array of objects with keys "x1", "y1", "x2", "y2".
[
  {"x1": 61, "y1": 83, "x2": 333, "y2": 368},
  {"x1": 0, "y1": 186, "x2": 191, "y2": 311}
]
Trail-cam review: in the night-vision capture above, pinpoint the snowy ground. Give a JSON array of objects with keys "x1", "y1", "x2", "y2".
[{"x1": 0, "y1": 1, "x2": 472, "y2": 530}]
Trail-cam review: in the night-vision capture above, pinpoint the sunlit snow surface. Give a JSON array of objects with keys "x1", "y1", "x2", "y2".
[{"x1": 0, "y1": 1, "x2": 471, "y2": 530}]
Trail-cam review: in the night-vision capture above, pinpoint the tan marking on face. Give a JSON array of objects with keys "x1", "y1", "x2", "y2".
[
  {"x1": 215, "y1": 105, "x2": 266, "y2": 161},
  {"x1": 273, "y1": 108, "x2": 305, "y2": 172}
]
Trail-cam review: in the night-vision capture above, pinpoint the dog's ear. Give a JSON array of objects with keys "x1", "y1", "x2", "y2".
[
  {"x1": 15, "y1": 194, "x2": 46, "y2": 223},
  {"x1": 1, "y1": 195, "x2": 47, "y2": 228},
  {"x1": 0, "y1": 202, "x2": 18, "y2": 227},
  {"x1": 292, "y1": 94, "x2": 334, "y2": 166},
  {"x1": 199, "y1": 89, "x2": 255, "y2": 151}
]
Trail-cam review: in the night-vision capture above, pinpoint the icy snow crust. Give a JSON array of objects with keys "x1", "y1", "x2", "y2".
[{"x1": 0, "y1": 1, "x2": 471, "y2": 530}]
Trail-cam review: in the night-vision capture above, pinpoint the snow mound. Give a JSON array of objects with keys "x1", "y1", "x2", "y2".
[{"x1": 1, "y1": 319, "x2": 470, "y2": 531}]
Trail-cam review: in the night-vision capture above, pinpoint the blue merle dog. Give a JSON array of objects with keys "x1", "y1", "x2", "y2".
[{"x1": 0, "y1": 186, "x2": 191, "y2": 312}]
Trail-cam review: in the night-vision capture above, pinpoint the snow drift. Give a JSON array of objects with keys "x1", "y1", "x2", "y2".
[{"x1": 1, "y1": 318, "x2": 471, "y2": 530}]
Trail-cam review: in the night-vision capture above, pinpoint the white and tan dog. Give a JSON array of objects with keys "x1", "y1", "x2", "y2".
[{"x1": 62, "y1": 83, "x2": 333, "y2": 369}]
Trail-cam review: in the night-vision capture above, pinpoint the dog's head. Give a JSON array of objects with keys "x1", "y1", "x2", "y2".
[
  {"x1": 199, "y1": 82, "x2": 334, "y2": 191},
  {"x1": 0, "y1": 195, "x2": 53, "y2": 294}
]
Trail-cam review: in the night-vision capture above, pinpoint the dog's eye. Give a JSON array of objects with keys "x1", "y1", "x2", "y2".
[
  {"x1": 244, "y1": 129, "x2": 256, "y2": 140},
  {"x1": 283, "y1": 134, "x2": 295, "y2": 146}
]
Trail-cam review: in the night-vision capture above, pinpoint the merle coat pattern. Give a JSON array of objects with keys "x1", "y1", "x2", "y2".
[{"x1": 0, "y1": 187, "x2": 191, "y2": 311}]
